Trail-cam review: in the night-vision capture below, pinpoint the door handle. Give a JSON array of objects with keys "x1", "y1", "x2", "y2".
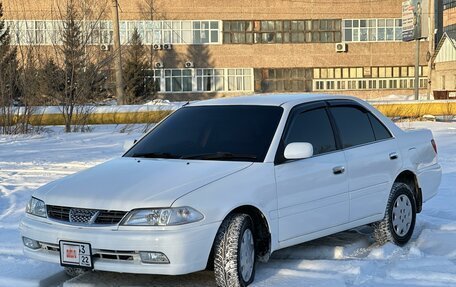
[
  {"x1": 333, "y1": 166, "x2": 345, "y2": 175},
  {"x1": 389, "y1": 152, "x2": 398, "y2": 160}
]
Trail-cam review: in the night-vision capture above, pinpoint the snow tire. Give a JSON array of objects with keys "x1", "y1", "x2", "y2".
[
  {"x1": 373, "y1": 182, "x2": 416, "y2": 246},
  {"x1": 214, "y1": 213, "x2": 256, "y2": 287}
]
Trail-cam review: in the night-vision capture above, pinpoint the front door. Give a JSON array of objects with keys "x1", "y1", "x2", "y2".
[{"x1": 275, "y1": 103, "x2": 349, "y2": 242}]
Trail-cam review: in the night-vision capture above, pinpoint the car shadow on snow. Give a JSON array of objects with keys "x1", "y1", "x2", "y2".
[{"x1": 64, "y1": 227, "x2": 377, "y2": 287}]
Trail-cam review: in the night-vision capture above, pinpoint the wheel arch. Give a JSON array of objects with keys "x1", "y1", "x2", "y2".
[
  {"x1": 207, "y1": 205, "x2": 272, "y2": 270},
  {"x1": 394, "y1": 170, "x2": 422, "y2": 213}
]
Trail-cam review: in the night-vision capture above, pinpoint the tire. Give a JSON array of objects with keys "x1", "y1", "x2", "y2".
[
  {"x1": 64, "y1": 267, "x2": 89, "y2": 278},
  {"x1": 214, "y1": 214, "x2": 256, "y2": 287},
  {"x1": 373, "y1": 182, "x2": 416, "y2": 246}
]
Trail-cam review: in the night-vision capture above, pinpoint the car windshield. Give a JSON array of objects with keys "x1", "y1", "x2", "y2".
[{"x1": 124, "y1": 105, "x2": 283, "y2": 162}]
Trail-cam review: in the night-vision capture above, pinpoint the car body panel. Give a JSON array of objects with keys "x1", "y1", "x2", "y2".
[
  {"x1": 34, "y1": 157, "x2": 252, "y2": 211},
  {"x1": 275, "y1": 150, "x2": 349, "y2": 242},
  {"x1": 344, "y1": 139, "x2": 402, "y2": 222},
  {"x1": 20, "y1": 215, "x2": 219, "y2": 275},
  {"x1": 171, "y1": 162, "x2": 279, "y2": 251}
]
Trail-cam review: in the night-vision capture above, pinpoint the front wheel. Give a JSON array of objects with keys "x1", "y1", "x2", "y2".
[
  {"x1": 373, "y1": 182, "x2": 416, "y2": 246},
  {"x1": 214, "y1": 214, "x2": 256, "y2": 287}
]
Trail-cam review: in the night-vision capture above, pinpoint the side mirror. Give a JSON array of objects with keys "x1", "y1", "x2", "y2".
[
  {"x1": 284, "y1": 142, "x2": 313, "y2": 160},
  {"x1": 123, "y1": 139, "x2": 137, "y2": 152}
]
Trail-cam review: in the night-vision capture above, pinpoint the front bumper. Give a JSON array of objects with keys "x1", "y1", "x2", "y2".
[{"x1": 19, "y1": 215, "x2": 220, "y2": 275}]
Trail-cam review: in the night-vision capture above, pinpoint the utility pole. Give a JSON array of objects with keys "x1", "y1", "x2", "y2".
[
  {"x1": 415, "y1": 38, "x2": 420, "y2": 100},
  {"x1": 111, "y1": 0, "x2": 125, "y2": 105},
  {"x1": 427, "y1": 0, "x2": 435, "y2": 100},
  {"x1": 414, "y1": 1, "x2": 422, "y2": 101}
]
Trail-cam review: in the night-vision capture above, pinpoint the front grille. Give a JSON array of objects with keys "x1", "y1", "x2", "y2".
[
  {"x1": 47, "y1": 205, "x2": 127, "y2": 225},
  {"x1": 95, "y1": 210, "x2": 128, "y2": 224},
  {"x1": 69, "y1": 208, "x2": 98, "y2": 223},
  {"x1": 47, "y1": 205, "x2": 70, "y2": 221}
]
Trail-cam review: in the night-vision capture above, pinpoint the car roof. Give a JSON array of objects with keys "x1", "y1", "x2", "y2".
[{"x1": 188, "y1": 93, "x2": 362, "y2": 108}]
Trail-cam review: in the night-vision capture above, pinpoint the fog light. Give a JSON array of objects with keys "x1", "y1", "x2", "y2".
[
  {"x1": 22, "y1": 237, "x2": 41, "y2": 250},
  {"x1": 139, "y1": 251, "x2": 170, "y2": 264}
]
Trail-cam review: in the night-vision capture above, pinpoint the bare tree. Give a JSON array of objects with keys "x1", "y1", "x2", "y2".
[{"x1": 0, "y1": 1, "x2": 23, "y2": 135}]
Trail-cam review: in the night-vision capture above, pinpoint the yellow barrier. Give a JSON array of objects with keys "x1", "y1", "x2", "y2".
[
  {"x1": 26, "y1": 110, "x2": 173, "y2": 126},
  {"x1": 374, "y1": 101, "x2": 456, "y2": 118},
  {"x1": 6, "y1": 101, "x2": 456, "y2": 126}
]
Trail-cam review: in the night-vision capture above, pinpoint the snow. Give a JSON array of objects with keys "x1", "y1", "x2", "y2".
[
  {"x1": 9, "y1": 102, "x2": 182, "y2": 116},
  {"x1": 1, "y1": 121, "x2": 456, "y2": 286}
]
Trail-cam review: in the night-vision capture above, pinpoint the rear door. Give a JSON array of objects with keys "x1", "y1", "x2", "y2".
[
  {"x1": 275, "y1": 102, "x2": 349, "y2": 242},
  {"x1": 328, "y1": 101, "x2": 402, "y2": 222}
]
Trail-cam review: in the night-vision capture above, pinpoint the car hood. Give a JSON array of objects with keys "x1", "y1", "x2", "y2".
[{"x1": 35, "y1": 157, "x2": 252, "y2": 211}]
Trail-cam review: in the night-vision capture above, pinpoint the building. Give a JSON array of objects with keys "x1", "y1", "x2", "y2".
[
  {"x1": 3, "y1": 0, "x2": 432, "y2": 101},
  {"x1": 431, "y1": 33, "x2": 456, "y2": 98},
  {"x1": 443, "y1": 0, "x2": 456, "y2": 38}
]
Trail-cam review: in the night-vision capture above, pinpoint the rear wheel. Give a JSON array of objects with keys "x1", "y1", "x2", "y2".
[
  {"x1": 214, "y1": 214, "x2": 256, "y2": 287},
  {"x1": 373, "y1": 182, "x2": 416, "y2": 246}
]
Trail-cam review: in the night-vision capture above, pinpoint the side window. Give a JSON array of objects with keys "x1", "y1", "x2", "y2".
[
  {"x1": 285, "y1": 108, "x2": 337, "y2": 155},
  {"x1": 330, "y1": 106, "x2": 375, "y2": 148},
  {"x1": 368, "y1": 113, "x2": 392, "y2": 141}
]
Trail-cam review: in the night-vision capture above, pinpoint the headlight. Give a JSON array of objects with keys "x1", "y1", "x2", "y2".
[
  {"x1": 122, "y1": 207, "x2": 204, "y2": 226},
  {"x1": 26, "y1": 197, "x2": 47, "y2": 218}
]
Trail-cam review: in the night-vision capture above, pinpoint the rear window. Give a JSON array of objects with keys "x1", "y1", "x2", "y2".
[
  {"x1": 330, "y1": 106, "x2": 375, "y2": 148},
  {"x1": 368, "y1": 113, "x2": 392, "y2": 141}
]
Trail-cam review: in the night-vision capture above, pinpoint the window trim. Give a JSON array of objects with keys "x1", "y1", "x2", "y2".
[
  {"x1": 275, "y1": 99, "x2": 396, "y2": 165},
  {"x1": 274, "y1": 101, "x2": 342, "y2": 165},
  {"x1": 326, "y1": 100, "x2": 395, "y2": 150}
]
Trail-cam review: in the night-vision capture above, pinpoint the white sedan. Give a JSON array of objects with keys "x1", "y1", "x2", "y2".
[{"x1": 20, "y1": 94, "x2": 441, "y2": 286}]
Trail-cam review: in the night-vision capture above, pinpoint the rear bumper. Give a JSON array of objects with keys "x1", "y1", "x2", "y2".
[
  {"x1": 417, "y1": 163, "x2": 442, "y2": 203},
  {"x1": 19, "y1": 216, "x2": 220, "y2": 275}
]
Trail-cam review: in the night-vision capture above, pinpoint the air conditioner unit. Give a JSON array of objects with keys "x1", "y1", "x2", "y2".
[
  {"x1": 152, "y1": 44, "x2": 162, "y2": 51},
  {"x1": 184, "y1": 61, "x2": 194, "y2": 68},
  {"x1": 154, "y1": 61, "x2": 164, "y2": 69},
  {"x1": 100, "y1": 44, "x2": 110, "y2": 51},
  {"x1": 163, "y1": 43, "x2": 172, "y2": 50},
  {"x1": 335, "y1": 42, "x2": 347, "y2": 53}
]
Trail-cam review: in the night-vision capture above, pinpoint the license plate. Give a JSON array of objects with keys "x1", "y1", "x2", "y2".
[{"x1": 59, "y1": 241, "x2": 93, "y2": 269}]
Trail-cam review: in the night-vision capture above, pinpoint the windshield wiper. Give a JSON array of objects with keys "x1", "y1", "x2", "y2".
[
  {"x1": 180, "y1": 152, "x2": 257, "y2": 161},
  {"x1": 130, "y1": 152, "x2": 180, "y2": 159}
]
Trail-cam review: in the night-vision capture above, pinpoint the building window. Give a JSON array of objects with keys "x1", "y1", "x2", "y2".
[
  {"x1": 254, "y1": 68, "x2": 312, "y2": 92},
  {"x1": 343, "y1": 18, "x2": 402, "y2": 42},
  {"x1": 312, "y1": 65, "x2": 427, "y2": 91},
  {"x1": 164, "y1": 69, "x2": 193, "y2": 92},
  {"x1": 144, "y1": 70, "x2": 162, "y2": 92},
  {"x1": 6, "y1": 20, "x2": 221, "y2": 45},
  {"x1": 443, "y1": 0, "x2": 456, "y2": 10},
  {"x1": 150, "y1": 68, "x2": 253, "y2": 93},
  {"x1": 223, "y1": 19, "x2": 341, "y2": 44}
]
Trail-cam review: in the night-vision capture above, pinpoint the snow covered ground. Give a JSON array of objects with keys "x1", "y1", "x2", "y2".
[{"x1": 0, "y1": 121, "x2": 455, "y2": 287}]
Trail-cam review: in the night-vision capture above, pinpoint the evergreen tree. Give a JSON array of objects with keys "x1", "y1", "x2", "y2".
[
  {"x1": 60, "y1": 0, "x2": 85, "y2": 132},
  {"x1": 42, "y1": 0, "x2": 107, "y2": 132},
  {"x1": 123, "y1": 28, "x2": 152, "y2": 104}
]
